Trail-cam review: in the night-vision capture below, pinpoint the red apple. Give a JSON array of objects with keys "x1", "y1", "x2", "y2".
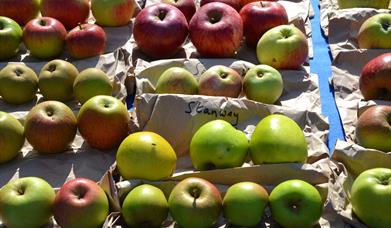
[
  {"x1": 66, "y1": 23, "x2": 106, "y2": 59},
  {"x1": 23, "y1": 17, "x2": 67, "y2": 59},
  {"x1": 41, "y1": 0, "x2": 90, "y2": 30},
  {"x1": 24, "y1": 101, "x2": 77, "y2": 154},
  {"x1": 360, "y1": 53, "x2": 391, "y2": 101},
  {"x1": 162, "y1": 0, "x2": 196, "y2": 23},
  {"x1": 240, "y1": 0, "x2": 276, "y2": 8},
  {"x1": 199, "y1": 65, "x2": 242, "y2": 98},
  {"x1": 53, "y1": 178, "x2": 109, "y2": 228},
  {"x1": 133, "y1": 3, "x2": 188, "y2": 58},
  {"x1": 189, "y1": 2, "x2": 243, "y2": 57},
  {"x1": 200, "y1": 0, "x2": 241, "y2": 11},
  {"x1": 240, "y1": 1, "x2": 288, "y2": 46},
  {"x1": 0, "y1": 0, "x2": 40, "y2": 25},
  {"x1": 77, "y1": 95, "x2": 130, "y2": 150}
]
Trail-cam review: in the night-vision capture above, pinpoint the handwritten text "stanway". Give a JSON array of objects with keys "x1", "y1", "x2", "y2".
[{"x1": 185, "y1": 101, "x2": 239, "y2": 126}]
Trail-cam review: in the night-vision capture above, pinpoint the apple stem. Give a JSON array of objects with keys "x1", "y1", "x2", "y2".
[
  {"x1": 78, "y1": 23, "x2": 83, "y2": 30},
  {"x1": 191, "y1": 188, "x2": 200, "y2": 199},
  {"x1": 15, "y1": 69, "x2": 23, "y2": 76},
  {"x1": 158, "y1": 10, "x2": 166, "y2": 21},
  {"x1": 260, "y1": 1, "x2": 264, "y2": 7}
]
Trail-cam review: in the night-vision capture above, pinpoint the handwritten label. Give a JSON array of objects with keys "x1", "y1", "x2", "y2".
[{"x1": 185, "y1": 101, "x2": 239, "y2": 126}]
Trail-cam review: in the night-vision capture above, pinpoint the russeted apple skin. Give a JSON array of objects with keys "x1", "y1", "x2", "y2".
[
  {"x1": 162, "y1": 0, "x2": 196, "y2": 23},
  {"x1": 0, "y1": 111, "x2": 24, "y2": 163},
  {"x1": 168, "y1": 177, "x2": 222, "y2": 228},
  {"x1": 53, "y1": 178, "x2": 109, "y2": 228},
  {"x1": 133, "y1": 3, "x2": 188, "y2": 58},
  {"x1": 41, "y1": 0, "x2": 90, "y2": 30},
  {"x1": 337, "y1": 0, "x2": 390, "y2": 9},
  {"x1": 189, "y1": 2, "x2": 243, "y2": 58},
  {"x1": 77, "y1": 95, "x2": 130, "y2": 150},
  {"x1": 122, "y1": 184, "x2": 168, "y2": 227},
  {"x1": 240, "y1": 1, "x2": 288, "y2": 47},
  {"x1": 155, "y1": 67, "x2": 198, "y2": 95},
  {"x1": 356, "y1": 105, "x2": 391, "y2": 152},
  {"x1": 351, "y1": 168, "x2": 391, "y2": 228},
  {"x1": 360, "y1": 53, "x2": 391, "y2": 101},
  {"x1": 0, "y1": 0, "x2": 41, "y2": 25},
  {"x1": 358, "y1": 14, "x2": 391, "y2": 49},
  {"x1": 198, "y1": 65, "x2": 242, "y2": 98},
  {"x1": 24, "y1": 101, "x2": 77, "y2": 154}
]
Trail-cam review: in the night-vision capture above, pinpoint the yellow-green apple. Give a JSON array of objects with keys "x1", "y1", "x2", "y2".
[
  {"x1": 360, "y1": 53, "x2": 391, "y2": 100},
  {"x1": 0, "y1": 0, "x2": 40, "y2": 25},
  {"x1": 162, "y1": 0, "x2": 196, "y2": 23},
  {"x1": 358, "y1": 13, "x2": 391, "y2": 49},
  {"x1": 351, "y1": 168, "x2": 391, "y2": 228},
  {"x1": 155, "y1": 67, "x2": 198, "y2": 95},
  {"x1": 122, "y1": 184, "x2": 168, "y2": 227},
  {"x1": 200, "y1": 0, "x2": 241, "y2": 11},
  {"x1": 0, "y1": 177, "x2": 55, "y2": 228},
  {"x1": 250, "y1": 114, "x2": 308, "y2": 164},
  {"x1": 223, "y1": 182, "x2": 268, "y2": 227},
  {"x1": 269, "y1": 179, "x2": 323, "y2": 228},
  {"x1": 0, "y1": 112, "x2": 24, "y2": 163},
  {"x1": 91, "y1": 0, "x2": 136, "y2": 27},
  {"x1": 356, "y1": 105, "x2": 391, "y2": 152},
  {"x1": 41, "y1": 0, "x2": 90, "y2": 30},
  {"x1": 0, "y1": 63, "x2": 38, "y2": 104},
  {"x1": 116, "y1": 131, "x2": 177, "y2": 180},
  {"x1": 257, "y1": 24, "x2": 308, "y2": 70},
  {"x1": 53, "y1": 178, "x2": 109, "y2": 228},
  {"x1": 133, "y1": 3, "x2": 188, "y2": 58},
  {"x1": 338, "y1": 0, "x2": 390, "y2": 9},
  {"x1": 73, "y1": 68, "x2": 113, "y2": 104},
  {"x1": 190, "y1": 119, "x2": 248, "y2": 170},
  {"x1": 189, "y1": 2, "x2": 243, "y2": 57},
  {"x1": 39, "y1": 59, "x2": 79, "y2": 102},
  {"x1": 243, "y1": 64, "x2": 283, "y2": 104},
  {"x1": 23, "y1": 17, "x2": 67, "y2": 59},
  {"x1": 24, "y1": 101, "x2": 77, "y2": 154},
  {"x1": 66, "y1": 23, "x2": 106, "y2": 59},
  {"x1": 198, "y1": 65, "x2": 242, "y2": 98},
  {"x1": 77, "y1": 95, "x2": 130, "y2": 150},
  {"x1": 169, "y1": 177, "x2": 222, "y2": 228},
  {"x1": 0, "y1": 16, "x2": 22, "y2": 60},
  {"x1": 240, "y1": 1, "x2": 288, "y2": 47}
]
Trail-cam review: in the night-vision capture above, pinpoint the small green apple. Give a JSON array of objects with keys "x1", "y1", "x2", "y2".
[
  {"x1": 269, "y1": 179, "x2": 323, "y2": 228},
  {"x1": 190, "y1": 119, "x2": 249, "y2": 170},
  {"x1": 0, "y1": 177, "x2": 55, "y2": 228},
  {"x1": 249, "y1": 114, "x2": 308, "y2": 164},
  {"x1": 155, "y1": 67, "x2": 198, "y2": 95},
  {"x1": 351, "y1": 168, "x2": 391, "y2": 228},
  {"x1": 0, "y1": 63, "x2": 38, "y2": 104},
  {"x1": 0, "y1": 111, "x2": 24, "y2": 163},
  {"x1": 358, "y1": 13, "x2": 391, "y2": 49},
  {"x1": 0, "y1": 16, "x2": 22, "y2": 60},
  {"x1": 116, "y1": 131, "x2": 177, "y2": 180},
  {"x1": 338, "y1": 0, "x2": 390, "y2": 9},
  {"x1": 223, "y1": 182, "x2": 268, "y2": 227},
  {"x1": 39, "y1": 59, "x2": 79, "y2": 102},
  {"x1": 243, "y1": 64, "x2": 284, "y2": 104},
  {"x1": 73, "y1": 68, "x2": 113, "y2": 104},
  {"x1": 122, "y1": 184, "x2": 168, "y2": 227}
]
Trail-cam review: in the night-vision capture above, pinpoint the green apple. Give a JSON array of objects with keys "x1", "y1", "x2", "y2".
[
  {"x1": 269, "y1": 179, "x2": 323, "y2": 228},
  {"x1": 77, "y1": 95, "x2": 130, "y2": 150},
  {"x1": 0, "y1": 63, "x2": 38, "y2": 104},
  {"x1": 243, "y1": 64, "x2": 284, "y2": 104},
  {"x1": 116, "y1": 131, "x2": 177, "y2": 180},
  {"x1": 351, "y1": 168, "x2": 391, "y2": 228},
  {"x1": 190, "y1": 119, "x2": 249, "y2": 170},
  {"x1": 249, "y1": 114, "x2": 307, "y2": 164},
  {"x1": 358, "y1": 13, "x2": 391, "y2": 49},
  {"x1": 0, "y1": 111, "x2": 24, "y2": 163},
  {"x1": 223, "y1": 182, "x2": 268, "y2": 227},
  {"x1": 122, "y1": 184, "x2": 168, "y2": 227},
  {"x1": 168, "y1": 177, "x2": 222, "y2": 228},
  {"x1": 338, "y1": 0, "x2": 390, "y2": 9},
  {"x1": 39, "y1": 59, "x2": 79, "y2": 102},
  {"x1": 0, "y1": 177, "x2": 55, "y2": 228},
  {"x1": 73, "y1": 68, "x2": 113, "y2": 104},
  {"x1": 0, "y1": 16, "x2": 22, "y2": 60},
  {"x1": 91, "y1": 0, "x2": 136, "y2": 27},
  {"x1": 155, "y1": 67, "x2": 198, "y2": 95},
  {"x1": 257, "y1": 24, "x2": 308, "y2": 70}
]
